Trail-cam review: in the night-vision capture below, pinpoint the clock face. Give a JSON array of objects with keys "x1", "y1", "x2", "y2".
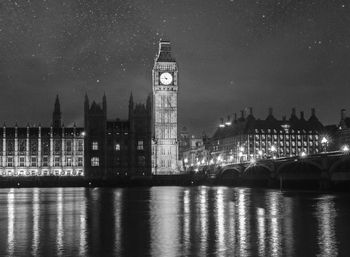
[{"x1": 159, "y1": 72, "x2": 173, "y2": 85}]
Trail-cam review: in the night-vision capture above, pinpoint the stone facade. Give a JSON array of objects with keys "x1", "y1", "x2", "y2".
[{"x1": 152, "y1": 40, "x2": 179, "y2": 174}]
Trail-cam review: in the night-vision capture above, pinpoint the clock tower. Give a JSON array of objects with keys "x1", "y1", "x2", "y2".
[{"x1": 152, "y1": 40, "x2": 179, "y2": 174}]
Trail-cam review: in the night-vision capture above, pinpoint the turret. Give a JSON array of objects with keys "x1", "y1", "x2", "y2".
[{"x1": 52, "y1": 95, "x2": 62, "y2": 128}]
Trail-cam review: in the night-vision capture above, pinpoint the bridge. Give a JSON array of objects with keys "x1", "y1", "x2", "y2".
[{"x1": 194, "y1": 151, "x2": 350, "y2": 188}]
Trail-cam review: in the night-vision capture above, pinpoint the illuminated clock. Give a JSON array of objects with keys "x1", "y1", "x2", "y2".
[{"x1": 160, "y1": 72, "x2": 173, "y2": 85}]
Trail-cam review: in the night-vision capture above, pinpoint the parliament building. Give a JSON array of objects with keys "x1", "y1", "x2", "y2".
[{"x1": 0, "y1": 40, "x2": 180, "y2": 179}]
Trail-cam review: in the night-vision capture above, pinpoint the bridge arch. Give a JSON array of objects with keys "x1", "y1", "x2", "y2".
[
  {"x1": 219, "y1": 166, "x2": 242, "y2": 180},
  {"x1": 329, "y1": 155, "x2": 350, "y2": 181},
  {"x1": 277, "y1": 159, "x2": 324, "y2": 179},
  {"x1": 243, "y1": 164, "x2": 273, "y2": 180}
]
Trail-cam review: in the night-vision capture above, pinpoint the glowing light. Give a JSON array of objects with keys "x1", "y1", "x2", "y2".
[
  {"x1": 321, "y1": 137, "x2": 328, "y2": 144},
  {"x1": 250, "y1": 158, "x2": 256, "y2": 164},
  {"x1": 341, "y1": 145, "x2": 349, "y2": 152},
  {"x1": 300, "y1": 152, "x2": 307, "y2": 158},
  {"x1": 209, "y1": 159, "x2": 214, "y2": 165},
  {"x1": 225, "y1": 122, "x2": 232, "y2": 126},
  {"x1": 239, "y1": 146, "x2": 244, "y2": 152},
  {"x1": 270, "y1": 145, "x2": 277, "y2": 152},
  {"x1": 184, "y1": 158, "x2": 188, "y2": 164},
  {"x1": 219, "y1": 124, "x2": 225, "y2": 128},
  {"x1": 201, "y1": 159, "x2": 205, "y2": 164},
  {"x1": 81, "y1": 131, "x2": 86, "y2": 137}
]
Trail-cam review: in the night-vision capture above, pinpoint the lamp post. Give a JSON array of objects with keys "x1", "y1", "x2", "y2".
[
  {"x1": 341, "y1": 145, "x2": 349, "y2": 153},
  {"x1": 270, "y1": 145, "x2": 277, "y2": 159},
  {"x1": 321, "y1": 137, "x2": 328, "y2": 152}
]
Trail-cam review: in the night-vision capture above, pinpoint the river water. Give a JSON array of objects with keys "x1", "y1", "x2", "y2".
[{"x1": 0, "y1": 186, "x2": 349, "y2": 256}]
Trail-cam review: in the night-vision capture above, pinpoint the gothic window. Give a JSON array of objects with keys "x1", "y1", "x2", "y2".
[
  {"x1": 77, "y1": 140, "x2": 84, "y2": 152},
  {"x1": 115, "y1": 143, "x2": 120, "y2": 151},
  {"x1": 31, "y1": 157, "x2": 37, "y2": 167},
  {"x1": 7, "y1": 157, "x2": 13, "y2": 167},
  {"x1": 65, "y1": 140, "x2": 72, "y2": 153},
  {"x1": 91, "y1": 157, "x2": 99, "y2": 166},
  {"x1": 92, "y1": 141, "x2": 99, "y2": 150},
  {"x1": 19, "y1": 139, "x2": 26, "y2": 153},
  {"x1": 19, "y1": 157, "x2": 25, "y2": 167},
  {"x1": 30, "y1": 139, "x2": 38, "y2": 154},
  {"x1": 77, "y1": 157, "x2": 83, "y2": 166},
  {"x1": 42, "y1": 156, "x2": 49, "y2": 167},
  {"x1": 6, "y1": 139, "x2": 14, "y2": 154},
  {"x1": 138, "y1": 156, "x2": 145, "y2": 166},
  {"x1": 54, "y1": 157, "x2": 60, "y2": 167},
  {"x1": 66, "y1": 157, "x2": 72, "y2": 167},
  {"x1": 137, "y1": 141, "x2": 144, "y2": 150},
  {"x1": 42, "y1": 140, "x2": 50, "y2": 155},
  {"x1": 54, "y1": 140, "x2": 61, "y2": 154}
]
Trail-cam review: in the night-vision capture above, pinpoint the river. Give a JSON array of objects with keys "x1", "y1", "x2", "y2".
[{"x1": 0, "y1": 186, "x2": 349, "y2": 256}]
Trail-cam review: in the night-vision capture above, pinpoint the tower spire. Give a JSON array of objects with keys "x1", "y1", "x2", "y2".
[{"x1": 52, "y1": 94, "x2": 62, "y2": 128}]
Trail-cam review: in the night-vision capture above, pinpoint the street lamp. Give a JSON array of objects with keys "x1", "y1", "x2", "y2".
[
  {"x1": 321, "y1": 137, "x2": 328, "y2": 152},
  {"x1": 341, "y1": 145, "x2": 350, "y2": 153},
  {"x1": 270, "y1": 145, "x2": 277, "y2": 159},
  {"x1": 300, "y1": 151, "x2": 307, "y2": 158}
]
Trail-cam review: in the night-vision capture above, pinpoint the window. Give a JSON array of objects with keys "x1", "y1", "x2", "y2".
[
  {"x1": 42, "y1": 156, "x2": 49, "y2": 167},
  {"x1": 91, "y1": 157, "x2": 99, "y2": 167},
  {"x1": 115, "y1": 143, "x2": 120, "y2": 151},
  {"x1": 7, "y1": 157, "x2": 13, "y2": 167},
  {"x1": 19, "y1": 157, "x2": 25, "y2": 167},
  {"x1": 66, "y1": 140, "x2": 72, "y2": 152},
  {"x1": 92, "y1": 141, "x2": 98, "y2": 150},
  {"x1": 54, "y1": 157, "x2": 60, "y2": 167},
  {"x1": 77, "y1": 140, "x2": 84, "y2": 152},
  {"x1": 66, "y1": 157, "x2": 72, "y2": 167},
  {"x1": 77, "y1": 157, "x2": 83, "y2": 166},
  {"x1": 31, "y1": 157, "x2": 37, "y2": 167},
  {"x1": 137, "y1": 141, "x2": 144, "y2": 150}
]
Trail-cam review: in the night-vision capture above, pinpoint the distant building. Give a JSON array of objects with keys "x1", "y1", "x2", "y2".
[
  {"x1": 206, "y1": 107, "x2": 325, "y2": 164},
  {"x1": 338, "y1": 109, "x2": 350, "y2": 146},
  {"x1": 0, "y1": 96, "x2": 84, "y2": 177},
  {"x1": 181, "y1": 135, "x2": 209, "y2": 170}
]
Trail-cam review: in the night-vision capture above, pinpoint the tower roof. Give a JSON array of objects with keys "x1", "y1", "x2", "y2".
[{"x1": 156, "y1": 40, "x2": 176, "y2": 62}]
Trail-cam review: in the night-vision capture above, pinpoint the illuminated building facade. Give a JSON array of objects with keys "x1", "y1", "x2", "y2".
[
  {"x1": 152, "y1": 40, "x2": 179, "y2": 174},
  {"x1": 0, "y1": 96, "x2": 84, "y2": 177},
  {"x1": 206, "y1": 108, "x2": 325, "y2": 164}
]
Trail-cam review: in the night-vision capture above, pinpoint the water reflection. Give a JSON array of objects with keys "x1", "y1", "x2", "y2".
[
  {"x1": 32, "y1": 188, "x2": 40, "y2": 256},
  {"x1": 0, "y1": 187, "x2": 348, "y2": 256},
  {"x1": 7, "y1": 188, "x2": 14, "y2": 257},
  {"x1": 237, "y1": 188, "x2": 249, "y2": 256},
  {"x1": 316, "y1": 196, "x2": 338, "y2": 257}
]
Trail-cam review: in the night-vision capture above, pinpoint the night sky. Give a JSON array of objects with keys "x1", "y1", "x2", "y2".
[{"x1": 0, "y1": 0, "x2": 349, "y2": 135}]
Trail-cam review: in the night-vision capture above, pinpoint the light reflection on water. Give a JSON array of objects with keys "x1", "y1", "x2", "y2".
[{"x1": 0, "y1": 187, "x2": 349, "y2": 256}]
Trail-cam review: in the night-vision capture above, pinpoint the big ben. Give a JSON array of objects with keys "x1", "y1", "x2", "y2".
[{"x1": 152, "y1": 40, "x2": 179, "y2": 174}]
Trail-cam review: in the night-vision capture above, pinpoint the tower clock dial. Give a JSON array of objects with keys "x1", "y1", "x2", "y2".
[{"x1": 160, "y1": 72, "x2": 173, "y2": 85}]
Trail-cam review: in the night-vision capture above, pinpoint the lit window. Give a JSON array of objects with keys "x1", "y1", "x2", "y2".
[
  {"x1": 42, "y1": 156, "x2": 49, "y2": 167},
  {"x1": 7, "y1": 157, "x2": 13, "y2": 167},
  {"x1": 19, "y1": 157, "x2": 25, "y2": 167},
  {"x1": 54, "y1": 157, "x2": 60, "y2": 167},
  {"x1": 66, "y1": 140, "x2": 72, "y2": 152},
  {"x1": 77, "y1": 140, "x2": 84, "y2": 152},
  {"x1": 137, "y1": 141, "x2": 144, "y2": 150},
  {"x1": 92, "y1": 141, "x2": 98, "y2": 150},
  {"x1": 77, "y1": 157, "x2": 83, "y2": 166},
  {"x1": 115, "y1": 144, "x2": 120, "y2": 151},
  {"x1": 31, "y1": 157, "x2": 37, "y2": 167},
  {"x1": 66, "y1": 157, "x2": 72, "y2": 167},
  {"x1": 91, "y1": 157, "x2": 99, "y2": 167}
]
